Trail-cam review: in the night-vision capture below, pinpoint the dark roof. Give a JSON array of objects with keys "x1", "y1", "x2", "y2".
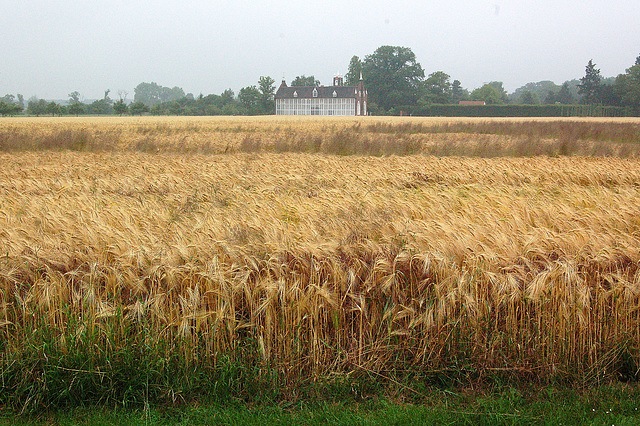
[{"x1": 275, "y1": 85, "x2": 360, "y2": 99}]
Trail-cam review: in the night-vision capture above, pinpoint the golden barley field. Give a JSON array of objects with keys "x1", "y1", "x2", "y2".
[{"x1": 1, "y1": 116, "x2": 640, "y2": 400}]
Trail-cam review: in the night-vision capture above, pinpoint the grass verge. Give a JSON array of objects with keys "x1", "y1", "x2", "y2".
[{"x1": 2, "y1": 384, "x2": 639, "y2": 425}]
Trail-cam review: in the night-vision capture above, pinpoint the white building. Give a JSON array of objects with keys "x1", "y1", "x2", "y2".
[{"x1": 275, "y1": 75, "x2": 367, "y2": 116}]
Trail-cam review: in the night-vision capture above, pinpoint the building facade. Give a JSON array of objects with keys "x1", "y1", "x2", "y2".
[{"x1": 275, "y1": 75, "x2": 367, "y2": 116}]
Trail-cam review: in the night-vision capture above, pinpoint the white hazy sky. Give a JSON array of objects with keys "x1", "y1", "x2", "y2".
[{"x1": 1, "y1": 0, "x2": 638, "y2": 100}]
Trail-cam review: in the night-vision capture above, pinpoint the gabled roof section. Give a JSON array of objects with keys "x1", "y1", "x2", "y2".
[{"x1": 275, "y1": 85, "x2": 361, "y2": 99}]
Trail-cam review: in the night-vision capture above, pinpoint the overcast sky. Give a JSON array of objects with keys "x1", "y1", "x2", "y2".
[{"x1": 1, "y1": 0, "x2": 639, "y2": 100}]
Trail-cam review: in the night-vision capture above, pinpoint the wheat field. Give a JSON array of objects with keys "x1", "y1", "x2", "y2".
[{"x1": 1, "y1": 116, "x2": 640, "y2": 405}]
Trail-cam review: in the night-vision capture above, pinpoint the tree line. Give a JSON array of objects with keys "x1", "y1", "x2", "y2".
[
  {"x1": 1, "y1": 46, "x2": 639, "y2": 116},
  {"x1": 347, "y1": 46, "x2": 640, "y2": 115}
]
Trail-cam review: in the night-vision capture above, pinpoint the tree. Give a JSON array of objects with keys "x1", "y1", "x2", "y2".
[
  {"x1": 509, "y1": 81, "x2": 558, "y2": 104},
  {"x1": 1, "y1": 94, "x2": 15, "y2": 104},
  {"x1": 220, "y1": 89, "x2": 235, "y2": 105},
  {"x1": 0, "y1": 102, "x2": 12, "y2": 116},
  {"x1": 87, "y1": 99, "x2": 114, "y2": 115},
  {"x1": 543, "y1": 91, "x2": 556, "y2": 104},
  {"x1": 451, "y1": 80, "x2": 468, "y2": 104},
  {"x1": 345, "y1": 56, "x2": 362, "y2": 86},
  {"x1": 615, "y1": 57, "x2": 640, "y2": 112},
  {"x1": 117, "y1": 90, "x2": 128, "y2": 102},
  {"x1": 599, "y1": 83, "x2": 621, "y2": 106},
  {"x1": 238, "y1": 85, "x2": 261, "y2": 114},
  {"x1": 134, "y1": 82, "x2": 185, "y2": 107},
  {"x1": 68, "y1": 102, "x2": 84, "y2": 116},
  {"x1": 258, "y1": 76, "x2": 275, "y2": 114},
  {"x1": 421, "y1": 71, "x2": 452, "y2": 104},
  {"x1": 0, "y1": 95, "x2": 23, "y2": 116},
  {"x1": 0, "y1": 101, "x2": 22, "y2": 116},
  {"x1": 291, "y1": 75, "x2": 320, "y2": 86},
  {"x1": 362, "y1": 45, "x2": 425, "y2": 112},
  {"x1": 471, "y1": 82, "x2": 508, "y2": 104},
  {"x1": 129, "y1": 101, "x2": 149, "y2": 115},
  {"x1": 113, "y1": 99, "x2": 128, "y2": 116},
  {"x1": 46, "y1": 101, "x2": 61, "y2": 116},
  {"x1": 67, "y1": 91, "x2": 84, "y2": 116},
  {"x1": 578, "y1": 59, "x2": 602, "y2": 104},
  {"x1": 519, "y1": 91, "x2": 538, "y2": 105},
  {"x1": 68, "y1": 91, "x2": 81, "y2": 104},
  {"x1": 27, "y1": 98, "x2": 48, "y2": 116},
  {"x1": 556, "y1": 82, "x2": 574, "y2": 104}
]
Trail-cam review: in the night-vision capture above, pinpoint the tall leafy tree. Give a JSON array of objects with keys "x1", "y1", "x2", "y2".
[
  {"x1": 129, "y1": 101, "x2": 149, "y2": 115},
  {"x1": 0, "y1": 95, "x2": 22, "y2": 115},
  {"x1": 421, "y1": 71, "x2": 452, "y2": 104},
  {"x1": 0, "y1": 98, "x2": 22, "y2": 116},
  {"x1": 345, "y1": 56, "x2": 362, "y2": 86},
  {"x1": 68, "y1": 102, "x2": 84, "y2": 116},
  {"x1": 113, "y1": 99, "x2": 128, "y2": 116},
  {"x1": 362, "y1": 46, "x2": 425, "y2": 112},
  {"x1": 220, "y1": 89, "x2": 235, "y2": 105},
  {"x1": 238, "y1": 85, "x2": 261, "y2": 114},
  {"x1": 68, "y1": 91, "x2": 81, "y2": 104},
  {"x1": 543, "y1": 91, "x2": 556, "y2": 104},
  {"x1": 134, "y1": 82, "x2": 185, "y2": 107},
  {"x1": 519, "y1": 91, "x2": 537, "y2": 105},
  {"x1": 470, "y1": 82, "x2": 508, "y2": 104},
  {"x1": 258, "y1": 76, "x2": 275, "y2": 114},
  {"x1": 27, "y1": 98, "x2": 48, "y2": 116},
  {"x1": 291, "y1": 75, "x2": 320, "y2": 86},
  {"x1": 1, "y1": 94, "x2": 15, "y2": 104},
  {"x1": 68, "y1": 91, "x2": 84, "y2": 116},
  {"x1": 578, "y1": 59, "x2": 602, "y2": 104},
  {"x1": 46, "y1": 101, "x2": 61, "y2": 116},
  {"x1": 91, "y1": 100, "x2": 114, "y2": 114},
  {"x1": 556, "y1": 82, "x2": 574, "y2": 104},
  {"x1": 509, "y1": 81, "x2": 558, "y2": 104},
  {"x1": 615, "y1": 56, "x2": 640, "y2": 112}
]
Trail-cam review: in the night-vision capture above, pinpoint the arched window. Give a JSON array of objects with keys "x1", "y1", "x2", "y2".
[{"x1": 312, "y1": 88, "x2": 318, "y2": 98}]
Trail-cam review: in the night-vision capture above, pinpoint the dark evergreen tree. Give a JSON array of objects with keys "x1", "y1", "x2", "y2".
[
  {"x1": 451, "y1": 80, "x2": 468, "y2": 103},
  {"x1": 578, "y1": 59, "x2": 602, "y2": 104},
  {"x1": 345, "y1": 56, "x2": 362, "y2": 86}
]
